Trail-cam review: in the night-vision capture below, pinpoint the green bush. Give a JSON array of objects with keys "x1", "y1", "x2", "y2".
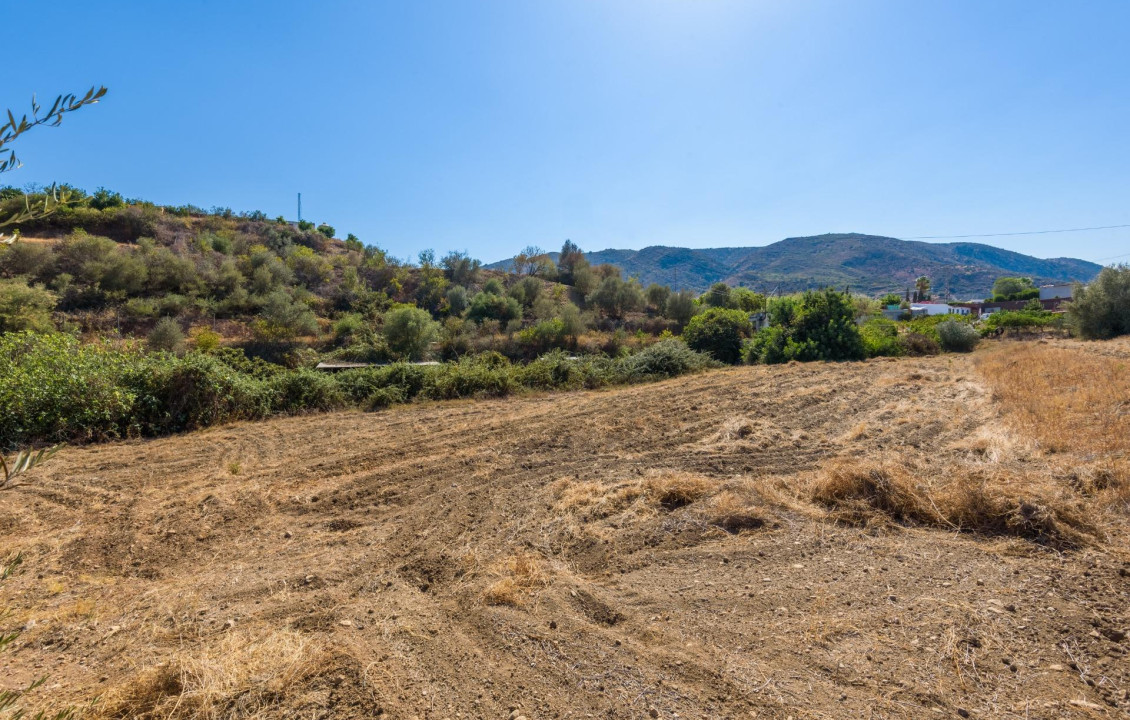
[
  {"x1": 516, "y1": 318, "x2": 569, "y2": 357},
  {"x1": 682, "y1": 308, "x2": 752, "y2": 364},
  {"x1": 147, "y1": 317, "x2": 185, "y2": 353},
  {"x1": 979, "y1": 309, "x2": 1062, "y2": 335},
  {"x1": 423, "y1": 355, "x2": 515, "y2": 400},
  {"x1": 747, "y1": 289, "x2": 864, "y2": 364},
  {"x1": 382, "y1": 306, "x2": 439, "y2": 360},
  {"x1": 0, "y1": 332, "x2": 139, "y2": 446},
  {"x1": 467, "y1": 291, "x2": 521, "y2": 324},
  {"x1": 616, "y1": 339, "x2": 716, "y2": 380},
  {"x1": 859, "y1": 316, "x2": 903, "y2": 357},
  {"x1": 936, "y1": 320, "x2": 980, "y2": 352},
  {"x1": 0, "y1": 278, "x2": 56, "y2": 333},
  {"x1": 1068, "y1": 265, "x2": 1130, "y2": 339},
  {"x1": 267, "y1": 369, "x2": 346, "y2": 413},
  {"x1": 365, "y1": 385, "x2": 406, "y2": 410}
]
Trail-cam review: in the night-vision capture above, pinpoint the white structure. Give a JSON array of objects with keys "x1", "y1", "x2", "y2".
[
  {"x1": 910, "y1": 303, "x2": 970, "y2": 316},
  {"x1": 1039, "y1": 284, "x2": 1074, "y2": 301}
]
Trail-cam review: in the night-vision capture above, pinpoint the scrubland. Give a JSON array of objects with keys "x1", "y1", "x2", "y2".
[{"x1": 1, "y1": 337, "x2": 1127, "y2": 719}]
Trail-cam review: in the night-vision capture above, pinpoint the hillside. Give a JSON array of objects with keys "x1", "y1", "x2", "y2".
[
  {"x1": 3, "y1": 338, "x2": 1128, "y2": 718},
  {"x1": 490, "y1": 234, "x2": 1103, "y2": 297}
]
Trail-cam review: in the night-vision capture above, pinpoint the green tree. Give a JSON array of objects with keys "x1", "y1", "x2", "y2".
[
  {"x1": 316, "y1": 223, "x2": 335, "y2": 238},
  {"x1": 991, "y1": 276, "x2": 1039, "y2": 301},
  {"x1": 383, "y1": 306, "x2": 439, "y2": 360},
  {"x1": 587, "y1": 276, "x2": 644, "y2": 318},
  {"x1": 880, "y1": 293, "x2": 902, "y2": 306},
  {"x1": 557, "y1": 239, "x2": 588, "y2": 286},
  {"x1": 749, "y1": 288, "x2": 865, "y2": 364},
  {"x1": 681, "y1": 307, "x2": 752, "y2": 364},
  {"x1": 467, "y1": 291, "x2": 521, "y2": 324},
  {"x1": 702, "y1": 282, "x2": 733, "y2": 308},
  {"x1": 664, "y1": 290, "x2": 697, "y2": 326},
  {"x1": 914, "y1": 276, "x2": 931, "y2": 302},
  {"x1": 441, "y1": 251, "x2": 482, "y2": 287},
  {"x1": 1068, "y1": 265, "x2": 1130, "y2": 339},
  {"x1": 445, "y1": 284, "x2": 469, "y2": 316},
  {"x1": 645, "y1": 283, "x2": 671, "y2": 313},
  {"x1": 254, "y1": 289, "x2": 318, "y2": 341}
]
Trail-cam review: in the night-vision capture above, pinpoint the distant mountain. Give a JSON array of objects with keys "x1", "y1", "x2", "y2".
[{"x1": 487, "y1": 234, "x2": 1103, "y2": 299}]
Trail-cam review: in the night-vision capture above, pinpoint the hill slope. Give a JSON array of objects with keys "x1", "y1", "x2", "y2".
[{"x1": 491, "y1": 234, "x2": 1103, "y2": 297}]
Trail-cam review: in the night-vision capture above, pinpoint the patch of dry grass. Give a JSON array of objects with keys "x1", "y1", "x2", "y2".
[
  {"x1": 808, "y1": 455, "x2": 1096, "y2": 547},
  {"x1": 92, "y1": 630, "x2": 327, "y2": 719},
  {"x1": 483, "y1": 553, "x2": 549, "y2": 606},
  {"x1": 977, "y1": 343, "x2": 1130, "y2": 455}
]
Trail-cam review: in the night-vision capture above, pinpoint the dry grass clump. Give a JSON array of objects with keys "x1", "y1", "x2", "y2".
[
  {"x1": 644, "y1": 472, "x2": 717, "y2": 511},
  {"x1": 978, "y1": 344, "x2": 1130, "y2": 455},
  {"x1": 809, "y1": 457, "x2": 1096, "y2": 547},
  {"x1": 704, "y1": 490, "x2": 765, "y2": 534},
  {"x1": 483, "y1": 553, "x2": 549, "y2": 607},
  {"x1": 92, "y1": 630, "x2": 326, "y2": 719},
  {"x1": 810, "y1": 459, "x2": 929, "y2": 525}
]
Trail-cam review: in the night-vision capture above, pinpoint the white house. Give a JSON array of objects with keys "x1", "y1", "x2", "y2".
[
  {"x1": 910, "y1": 303, "x2": 970, "y2": 316},
  {"x1": 1039, "y1": 284, "x2": 1074, "y2": 301}
]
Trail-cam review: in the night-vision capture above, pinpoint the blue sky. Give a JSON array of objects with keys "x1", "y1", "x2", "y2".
[{"x1": 6, "y1": 0, "x2": 1129, "y2": 264}]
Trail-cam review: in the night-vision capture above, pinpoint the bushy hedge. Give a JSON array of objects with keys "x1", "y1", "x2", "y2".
[
  {"x1": 936, "y1": 320, "x2": 980, "y2": 352},
  {"x1": 0, "y1": 332, "x2": 716, "y2": 448}
]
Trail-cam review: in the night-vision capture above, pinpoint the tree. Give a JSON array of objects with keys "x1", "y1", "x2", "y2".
[
  {"x1": 914, "y1": 276, "x2": 931, "y2": 302},
  {"x1": 748, "y1": 288, "x2": 865, "y2": 364},
  {"x1": 441, "y1": 251, "x2": 482, "y2": 287},
  {"x1": 645, "y1": 283, "x2": 671, "y2": 313},
  {"x1": 316, "y1": 223, "x2": 335, "y2": 238},
  {"x1": 682, "y1": 307, "x2": 752, "y2": 364},
  {"x1": 557, "y1": 239, "x2": 587, "y2": 286},
  {"x1": 254, "y1": 289, "x2": 319, "y2": 341},
  {"x1": 586, "y1": 276, "x2": 644, "y2": 319},
  {"x1": 445, "y1": 284, "x2": 469, "y2": 316},
  {"x1": 880, "y1": 293, "x2": 902, "y2": 306},
  {"x1": 991, "y1": 276, "x2": 1038, "y2": 301},
  {"x1": 664, "y1": 290, "x2": 697, "y2": 326},
  {"x1": 512, "y1": 245, "x2": 554, "y2": 277},
  {"x1": 702, "y1": 282, "x2": 732, "y2": 308},
  {"x1": 383, "y1": 306, "x2": 439, "y2": 360},
  {"x1": 1068, "y1": 265, "x2": 1130, "y2": 339}
]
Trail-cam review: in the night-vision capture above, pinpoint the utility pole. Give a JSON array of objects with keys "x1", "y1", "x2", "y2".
[{"x1": 297, "y1": 193, "x2": 302, "y2": 223}]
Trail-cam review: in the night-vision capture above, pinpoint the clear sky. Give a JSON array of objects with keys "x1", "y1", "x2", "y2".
[{"x1": 6, "y1": 1, "x2": 1129, "y2": 264}]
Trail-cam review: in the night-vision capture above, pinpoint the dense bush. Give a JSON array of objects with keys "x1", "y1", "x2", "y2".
[
  {"x1": 0, "y1": 329, "x2": 727, "y2": 447},
  {"x1": 616, "y1": 339, "x2": 717, "y2": 379},
  {"x1": 747, "y1": 289, "x2": 864, "y2": 364},
  {"x1": 859, "y1": 316, "x2": 903, "y2": 358},
  {"x1": 682, "y1": 308, "x2": 752, "y2": 364},
  {"x1": 936, "y1": 320, "x2": 980, "y2": 352},
  {"x1": 382, "y1": 306, "x2": 439, "y2": 360},
  {"x1": 0, "y1": 278, "x2": 56, "y2": 332},
  {"x1": 979, "y1": 309, "x2": 1063, "y2": 335},
  {"x1": 1068, "y1": 265, "x2": 1130, "y2": 339},
  {"x1": 148, "y1": 316, "x2": 185, "y2": 353}
]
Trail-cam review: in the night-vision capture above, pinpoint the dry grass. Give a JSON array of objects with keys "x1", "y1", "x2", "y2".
[
  {"x1": 483, "y1": 553, "x2": 550, "y2": 606},
  {"x1": 978, "y1": 343, "x2": 1130, "y2": 455},
  {"x1": 92, "y1": 630, "x2": 327, "y2": 720},
  {"x1": 808, "y1": 455, "x2": 1096, "y2": 547}
]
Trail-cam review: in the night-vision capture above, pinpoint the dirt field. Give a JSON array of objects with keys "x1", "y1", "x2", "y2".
[{"x1": 2, "y1": 339, "x2": 1128, "y2": 719}]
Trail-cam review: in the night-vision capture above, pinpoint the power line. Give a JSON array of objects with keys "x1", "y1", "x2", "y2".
[{"x1": 901, "y1": 223, "x2": 1130, "y2": 240}]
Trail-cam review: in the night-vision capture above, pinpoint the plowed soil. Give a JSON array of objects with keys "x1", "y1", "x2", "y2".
[{"x1": 2, "y1": 340, "x2": 1128, "y2": 719}]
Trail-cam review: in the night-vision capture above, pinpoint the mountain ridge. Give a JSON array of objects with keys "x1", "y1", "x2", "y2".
[{"x1": 487, "y1": 233, "x2": 1103, "y2": 298}]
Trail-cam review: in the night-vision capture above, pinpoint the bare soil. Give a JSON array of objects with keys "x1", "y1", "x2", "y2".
[{"x1": 2, "y1": 340, "x2": 1128, "y2": 719}]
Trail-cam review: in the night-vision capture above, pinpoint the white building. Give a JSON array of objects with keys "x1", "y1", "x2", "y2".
[
  {"x1": 1039, "y1": 284, "x2": 1074, "y2": 301},
  {"x1": 910, "y1": 303, "x2": 971, "y2": 316}
]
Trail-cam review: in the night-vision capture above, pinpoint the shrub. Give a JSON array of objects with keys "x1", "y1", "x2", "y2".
[
  {"x1": 445, "y1": 285, "x2": 469, "y2": 316},
  {"x1": 936, "y1": 320, "x2": 980, "y2": 352},
  {"x1": 148, "y1": 317, "x2": 186, "y2": 353},
  {"x1": 859, "y1": 316, "x2": 902, "y2": 357},
  {"x1": 129, "y1": 353, "x2": 272, "y2": 435},
  {"x1": 617, "y1": 339, "x2": 716, "y2": 380},
  {"x1": 316, "y1": 223, "x2": 335, "y2": 238},
  {"x1": 267, "y1": 369, "x2": 345, "y2": 413},
  {"x1": 748, "y1": 289, "x2": 864, "y2": 364},
  {"x1": 0, "y1": 332, "x2": 140, "y2": 445},
  {"x1": 1068, "y1": 265, "x2": 1130, "y2": 339},
  {"x1": 0, "y1": 278, "x2": 56, "y2": 333},
  {"x1": 467, "y1": 291, "x2": 521, "y2": 324},
  {"x1": 516, "y1": 318, "x2": 568, "y2": 357},
  {"x1": 191, "y1": 328, "x2": 222, "y2": 353},
  {"x1": 900, "y1": 332, "x2": 940, "y2": 356},
  {"x1": 382, "y1": 306, "x2": 439, "y2": 360},
  {"x1": 423, "y1": 356, "x2": 515, "y2": 400},
  {"x1": 681, "y1": 308, "x2": 752, "y2": 364},
  {"x1": 364, "y1": 385, "x2": 406, "y2": 410}
]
